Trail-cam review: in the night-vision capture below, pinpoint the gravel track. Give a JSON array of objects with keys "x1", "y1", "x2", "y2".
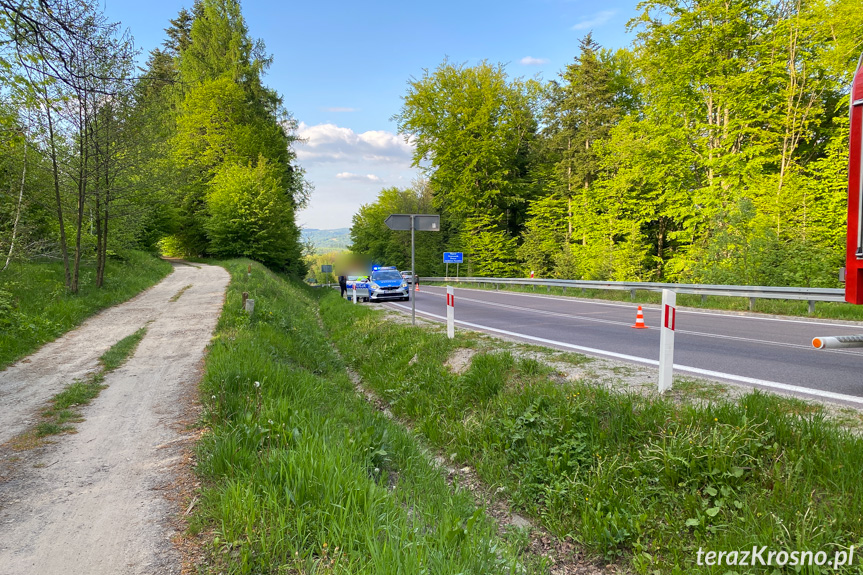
[{"x1": 0, "y1": 261, "x2": 229, "y2": 575}]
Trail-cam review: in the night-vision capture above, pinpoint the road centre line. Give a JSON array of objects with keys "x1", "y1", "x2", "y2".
[
  {"x1": 417, "y1": 290, "x2": 860, "y2": 356},
  {"x1": 389, "y1": 303, "x2": 863, "y2": 406},
  {"x1": 426, "y1": 285, "x2": 863, "y2": 330}
]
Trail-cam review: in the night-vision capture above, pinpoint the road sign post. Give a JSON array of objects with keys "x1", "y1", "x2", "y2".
[
  {"x1": 446, "y1": 286, "x2": 455, "y2": 339},
  {"x1": 658, "y1": 289, "x2": 676, "y2": 393},
  {"x1": 386, "y1": 214, "x2": 441, "y2": 324},
  {"x1": 443, "y1": 252, "x2": 463, "y2": 281}
]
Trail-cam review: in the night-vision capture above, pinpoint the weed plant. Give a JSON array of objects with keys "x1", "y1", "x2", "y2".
[
  {"x1": 321, "y1": 293, "x2": 863, "y2": 574},
  {"x1": 194, "y1": 260, "x2": 536, "y2": 574},
  {"x1": 0, "y1": 251, "x2": 171, "y2": 369}
]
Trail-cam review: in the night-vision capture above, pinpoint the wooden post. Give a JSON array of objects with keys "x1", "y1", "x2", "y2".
[{"x1": 242, "y1": 292, "x2": 249, "y2": 309}]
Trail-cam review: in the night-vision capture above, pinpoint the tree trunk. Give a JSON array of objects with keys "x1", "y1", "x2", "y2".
[
  {"x1": 43, "y1": 88, "x2": 72, "y2": 289},
  {"x1": 3, "y1": 139, "x2": 26, "y2": 272},
  {"x1": 72, "y1": 95, "x2": 89, "y2": 294}
]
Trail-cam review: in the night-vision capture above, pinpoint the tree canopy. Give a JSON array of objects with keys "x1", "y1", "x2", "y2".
[{"x1": 351, "y1": 0, "x2": 863, "y2": 287}]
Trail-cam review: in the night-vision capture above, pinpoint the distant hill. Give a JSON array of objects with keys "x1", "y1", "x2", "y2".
[{"x1": 302, "y1": 228, "x2": 351, "y2": 253}]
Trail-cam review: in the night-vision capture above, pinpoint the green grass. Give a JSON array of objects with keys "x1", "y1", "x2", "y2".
[
  {"x1": 99, "y1": 327, "x2": 148, "y2": 371},
  {"x1": 321, "y1": 294, "x2": 863, "y2": 574},
  {"x1": 192, "y1": 260, "x2": 541, "y2": 574},
  {"x1": 170, "y1": 284, "x2": 193, "y2": 302},
  {"x1": 0, "y1": 250, "x2": 172, "y2": 370},
  {"x1": 428, "y1": 281, "x2": 863, "y2": 321},
  {"x1": 33, "y1": 327, "x2": 147, "y2": 439}
]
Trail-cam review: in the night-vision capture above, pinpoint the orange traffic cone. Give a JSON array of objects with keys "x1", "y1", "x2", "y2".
[
  {"x1": 414, "y1": 282, "x2": 420, "y2": 292},
  {"x1": 631, "y1": 305, "x2": 648, "y2": 329}
]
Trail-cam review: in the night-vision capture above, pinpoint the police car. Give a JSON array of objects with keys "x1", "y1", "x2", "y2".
[{"x1": 367, "y1": 266, "x2": 410, "y2": 302}]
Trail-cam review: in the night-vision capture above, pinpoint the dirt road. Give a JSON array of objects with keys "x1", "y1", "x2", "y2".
[{"x1": 0, "y1": 261, "x2": 229, "y2": 575}]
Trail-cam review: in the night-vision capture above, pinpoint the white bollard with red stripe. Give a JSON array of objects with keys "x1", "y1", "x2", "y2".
[
  {"x1": 446, "y1": 286, "x2": 455, "y2": 339},
  {"x1": 658, "y1": 289, "x2": 676, "y2": 393}
]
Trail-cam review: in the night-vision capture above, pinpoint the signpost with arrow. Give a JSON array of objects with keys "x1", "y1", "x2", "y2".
[{"x1": 385, "y1": 214, "x2": 441, "y2": 324}]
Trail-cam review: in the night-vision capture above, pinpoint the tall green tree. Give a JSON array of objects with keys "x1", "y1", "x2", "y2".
[{"x1": 395, "y1": 61, "x2": 539, "y2": 276}]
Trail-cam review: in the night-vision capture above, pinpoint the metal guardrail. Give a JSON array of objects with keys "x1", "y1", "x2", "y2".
[{"x1": 421, "y1": 276, "x2": 847, "y2": 312}]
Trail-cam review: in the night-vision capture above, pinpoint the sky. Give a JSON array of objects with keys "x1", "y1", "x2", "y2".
[{"x1": 101, "y1": 0, "x2": 641, "y2": 230}]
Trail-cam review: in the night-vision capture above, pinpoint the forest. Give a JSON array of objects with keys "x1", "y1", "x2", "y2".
[
  {"x1": 350, "y1": 0, "x2": 863, "y2": 287},
  {"x1": 0, "y1": 0, "x2": 308, "y2": 292}
]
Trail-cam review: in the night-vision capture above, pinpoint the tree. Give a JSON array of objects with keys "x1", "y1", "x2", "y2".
[
  {"x1": 349, "y1": 181, "x2": 446, "y2": 275},
  {"x1": 395, "y1": 61, "x2": 539, "y2": 275},
  {"x1": 205, "y1": 159, "x2": 301, "y2": 271},
  {"x1": 162, "y1": 0, "x2": 308, "y2": 265}
]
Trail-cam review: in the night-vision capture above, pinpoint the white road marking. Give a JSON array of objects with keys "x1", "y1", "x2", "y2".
[
  {"x1": 415, "y1": 290, "x2": 862, "y2": 356},
  {"x1": 389, "y1": 303, "x2": 863, "y2": 406},
  {"x1": 425, "y1": 285, "x2": 863, "y2": 329}
]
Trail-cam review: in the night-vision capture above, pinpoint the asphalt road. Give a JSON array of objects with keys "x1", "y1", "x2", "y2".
[{"x1": 385, "y1": 286, "x2": 863, "y2": 405}]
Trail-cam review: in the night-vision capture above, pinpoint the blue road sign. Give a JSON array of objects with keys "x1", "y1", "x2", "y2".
[{"x1": 443, "y1": 252, "x2": 463, "y2": 264}]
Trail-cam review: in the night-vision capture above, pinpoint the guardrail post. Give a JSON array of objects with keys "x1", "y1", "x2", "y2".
[
  {"x1": 630, "y1": 289, "x2": 636, "y2": 301},
  {"x1": 658, "y1": 289, "x2": 677, "y2": 393},
  {"x1": 562, "y1": 286, "x2": 567, "y2": 294},
  {"x1": 546, "y1": 285, "x2": 550, "y2": 293},
  {"x1": 532, "y1": 285, "x2": 536, "y2": 292},
  {"x1": 808, "y1": 300, "x2": 815, "y2": 314},
  {"x1": 701, "y1": 294, "x2": 707, "y2": 304},
  {"x1": 749, "y1": 297, "x2": 755, "y2": 311}
]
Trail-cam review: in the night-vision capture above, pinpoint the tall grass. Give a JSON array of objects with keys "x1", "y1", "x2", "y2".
[
  {"x1": 0, "y1": 251, "x2": 171, "y2": 369},
  {"x1": 193, "y1": 260, "x2": 536, "y2": 574},
  {"x1": 321, "y1": 293, "x2": 863, "y2": 574},
  {"x1": 427, "y1": 282, "x2": 863, "y2": 321}
]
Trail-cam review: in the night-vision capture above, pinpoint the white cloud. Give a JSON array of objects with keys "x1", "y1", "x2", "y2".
[
  {"x1": 571, "y1": 10, "x2": 617, "y2": 30},
  {"x1": 336, "y1": 172, "x2": 383, "y2": 183},
  {"x1": 294, "y1": 122, "x2": 421, "y2": 229},
  {"x1": 296, "y1": 122, "x2": 415, "y2": 164},
  {"x1": 520, "y1": 56, "x2": 548, "y2": 66},
  {"x1": 322, "y1": 107, "x2": 358, "y2": 113}
]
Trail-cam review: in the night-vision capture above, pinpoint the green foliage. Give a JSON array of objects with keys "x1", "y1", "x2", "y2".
[
  {"x1": 205, "y1": 159, "x2": 303, "y2": 273},
  {"x1": 395, "y1": 61, "x2": 539, "y2": 275},
  {"x1": 0, "y1": 251, "x2": 171, "y2": 369},
  {"x1": 194, "y1": 260, "x2": 537, "y2": 574},
  {"x1": 323, "y1": 296, "x2": 863, "y2": 573},
  {"x1": 349, "y1": 182, "x2": 446, "y2": 274},
  {"x1": 162, "y1": 1, "x2": 307, "y2": 264}
]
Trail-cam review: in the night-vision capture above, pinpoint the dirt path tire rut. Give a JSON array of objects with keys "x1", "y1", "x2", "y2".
[{"x1": 0, "y1": 261, "x2": 228, "y2": 575}]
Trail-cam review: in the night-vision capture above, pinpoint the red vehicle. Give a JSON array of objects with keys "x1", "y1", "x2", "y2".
[{"x1": 846, "y1": 53, "x2": 863, "y2": 305}]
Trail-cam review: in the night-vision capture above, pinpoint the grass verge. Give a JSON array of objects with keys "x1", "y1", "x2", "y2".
[
  {"x1": 427, "y1": 281, "x2": 863, "y2": 321},
  {"x1": 321, "y1": 293, "x2": 863, "y2": 574},
  {"x1": 191, "y1": 260, "x2": 539, "y2": 574},
  {"x1": 20, "y1": 327, "x2": 147, "y2": 444},
  {"x1": 0, "y1": 250, "x2": 172, "y2": 370}
]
